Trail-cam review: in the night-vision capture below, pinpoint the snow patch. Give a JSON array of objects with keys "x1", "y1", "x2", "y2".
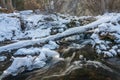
[
  {"x1": 43, "y1": 41, "x2": 59, "y2": 49},
  {"x1": 2, "y1": 48, "x2": 61, "y2": 78},
  {"x1": 0, "y1": 56, "x2": 7, "y2": 61},
  {"x1": 0, "y1": 16, "x2": 21, "y2": 41}
]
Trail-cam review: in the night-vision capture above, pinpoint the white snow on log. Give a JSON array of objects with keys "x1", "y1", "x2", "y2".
[{"x1": 0, "y1": 15, "x2": 113, "y2": 53}]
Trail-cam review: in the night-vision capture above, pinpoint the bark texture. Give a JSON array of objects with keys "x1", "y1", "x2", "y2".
[{"x1": 0, "y1": 0, "x2": 14, "y2": 12}]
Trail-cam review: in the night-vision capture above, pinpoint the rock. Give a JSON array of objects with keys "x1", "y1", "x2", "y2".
[{"x1": 0, "y1": 15, "x2": 21, "y2": 41}]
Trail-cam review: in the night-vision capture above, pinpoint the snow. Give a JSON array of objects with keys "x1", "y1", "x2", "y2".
[
  {"x1": 117, "y1": 49, "x2": 120, "y2": 53},
  {"x1": 0, "y1": 15, "x2": 21, "y2": 41},
  {"x1": 0, "y1": 10, "x2": 84, "y2": 43},
  {"x1": 91, "y1": 13, "x2": 120, "y2": 57},
  {"x1": 43, "y1": 41, "x2": 59, "y2": 49},
  {"x1": 41, "y1": 48, "x2": 60, "y2": 59},
  {"x1": 0, "y1": 56, "x2": 7, "y2": 61},
  {"x1": 3, "y1": 56, "x2": 34, "y2": 76},
  {"x1": 65, "y1": 35, "x2": 81, "y2": 41},
  {"x1": 1, "y1": 11, "x2": 120, "y2": 78},
  {"x1": 20, "y1": 10, "x2": 33, "y2": 15},
  {"x1": 2, "y1": 48, "x2": 61, "y2": 78},
  {"x1": 109, "y1": 49, "x2": 117, "y2": 55},
  {"x1": 0, "y1": 13, "x2": 118, "y2": 55},
  {"x1": 23, "y1": 14, "x2": 44, "y2": 30},
  {"x1": 23, "y1": 28, "x2": 51, "y2": 39},
  {"x1": 14, "y1": 48, "x2": 41, "y2": 56},
  {"x1": 14, "y1": 44, "x2": 59, "y2": 56}
]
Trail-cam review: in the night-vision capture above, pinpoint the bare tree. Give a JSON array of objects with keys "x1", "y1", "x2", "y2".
[
  {"x1": 7, "y1": 0, "x2": 14, "y2": 11},
  {"x1": 0, "y1": 0, "x2": 6, "y2": 8},
  {"x1": 0, "y1": 0, "x2": 14, "y2": 12}
]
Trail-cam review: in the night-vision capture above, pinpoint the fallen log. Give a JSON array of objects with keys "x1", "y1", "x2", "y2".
[{"x1": 0, "y1": 16, "x2": 113, "y2": 53}]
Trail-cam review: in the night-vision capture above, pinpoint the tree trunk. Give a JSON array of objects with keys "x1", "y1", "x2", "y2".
[
  {"x1": 0, "y1": 0, "x2": 6, "y2": 8},
  {"x1": 6, "y1": 0, "x2": 14, "y2": 11}
]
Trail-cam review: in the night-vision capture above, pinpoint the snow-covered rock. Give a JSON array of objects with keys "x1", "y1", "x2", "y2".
[
  {"x1": 2, "y1": 48, "x2": 61, "y2": 78},
  {"x1": 43, "y1": 41, "x2": 59, "y2": 49},
  {"x1": 2, "y1": 56, "x2": 34, "y2": 77},
  {"x1": 91, "y1": 14, "x2": 120, "y2": 57},
  {"x1": 0, "y1": 15, "x2": 21, "y2": 41},
  {"x1": 0, "y1": 56, "x2": 7, "y2": 61},
  {"x1": 23, "y1": 28, "x2": 51, "y2": 39},
  {"x1": 14, "y1": 48, "x2": 41, "y2": 56}
]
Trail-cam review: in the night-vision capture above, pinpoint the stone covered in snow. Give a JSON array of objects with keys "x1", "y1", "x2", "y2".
[
  {"x1": 14, "y1": 47, "x2": 41, "y2": 56},
  {"x1": 0, "y1": 56, "x2": 7, "y2": 61},
  {"x1": 0, "y1": 15, "x2": 21, "y2": 41},
  {"x1": 2, "y1": 48, "x2": 61, "y2": 78},
  {"x1": 91, "y1": 14, "x2": 120, "y2": 57}
]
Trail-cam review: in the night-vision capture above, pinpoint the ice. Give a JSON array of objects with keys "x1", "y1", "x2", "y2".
[
  {"x1": 23, "y1": 14, "x2": 44, "y2": 30},
  {"x1": 112, "y1": 46, "x2": 118, "y2": 49},
  {"x1": 0, "y1": 13, "x2": 115, "y2": 53},
  {"x1": 0, "y1": 15, "x2": 21, "y2": 41},
  {"x1": 1, "y1": 11, "x2": 120, "y2": 79},
  {"x1": 14, "y1": 48, "x2": 41, "y2": 56},
  {"x1": 2, "y1": 56, "x2": 34, "y2": 77},
  {"x1": 20, "y1": 10, "x2": 33, "y2": 15},
  {"x1": 23, "y1": 28, "x2": 51, "y2": 39},
  {"x1": 117, "y1": 49, "x2": 120, "y2": 53},
  {"x1": 43, "y1": 41, "x2": 59, "y2": 49},
  {"x1": 2, "y1": 48, "x2": 61, "y2": 77},
  {"x1": 90, "y1": 13, "x2": 120, "y2": 57},
  {"x1": 0, "y1": 56, "x2": 7, "y2": 61},
  {"x1": 109, "y1": 49, "x2": 117, "y2": 55},
  {"x1": 99, "y1": 44, "x2": 107, "y2": 50},
  {"x1": 0, "y1": 12, "x2": 120, "y2": 57},
  {"x1": 103, "y1": 51, "x2": 113, "y2": 57}
]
